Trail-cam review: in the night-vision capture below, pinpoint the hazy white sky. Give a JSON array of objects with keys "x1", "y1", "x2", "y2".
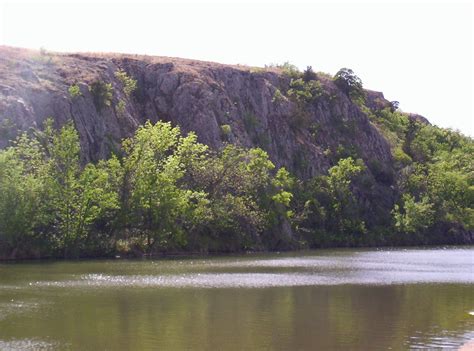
[{"x1": 1, "y1": 0, "x2": 473, "y2": 136}]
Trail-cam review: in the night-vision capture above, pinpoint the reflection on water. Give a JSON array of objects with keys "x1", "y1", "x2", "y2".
[
  {"x1": 0, "y1": 247, "x2": 473, "y2": 350},
  {"x1": 408, "y1": 330, "x2": 474, "y2": 349},
  {"x1": 0, "y1": 339, "x2": 60, "y2": 351}
]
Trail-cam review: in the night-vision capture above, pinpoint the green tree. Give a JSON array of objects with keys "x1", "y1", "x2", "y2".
[
  {"x1": 294, "y1": 157, "x2": 365, "y2": 246},
  {"x1": 182, "y1": 144, "x2": 293, "y2": 251},
  {"x1": 121, "y1": 121, "x2": 207, "y2": 252},
  {"x1": 303, "y1": 66, "x2": 317, "y2": 82},
  {"x1": 40, "y1": 120, "x2": 120, "y2": 257},
  {"x1": 393, "y1": 194, "x2": 434, "y2": 233},
  {"x1": 0, "y1": 136, "x2": 46, "y2": 256},
  {"x1": 185, "y1": 145, "x2": 271, "y2": 250},
  {"x1": 334, "y1": 68, "x2": 364, "y2": 101},
  {"x1": 326, "y1": 157, "x2": 366, "y2": 235},
  {"x1": 395, "y1": 123, "x2": 473, "y2": 234}
]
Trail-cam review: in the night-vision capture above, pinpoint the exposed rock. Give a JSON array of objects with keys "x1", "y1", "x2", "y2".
[
  {"x1": 0, "y1": 46, "x2": 393, "y2": 173},
  {"x1": 0, "y1": 46, "x2": 409, "y2": 223},
  {"x1": 408, "y1": 113, "x2": 430, "y2": 125},
  {"x1": 365, "y1": 90, "x2": 390, "y2": 111}
]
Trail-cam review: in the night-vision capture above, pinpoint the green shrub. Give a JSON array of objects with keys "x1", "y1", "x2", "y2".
[
  {"x1": 272, "y1": 89, "x2": 285, "y2": 103},
  {"x1": 393, "y1": 194, "x2": 434, "y2": 234},
  {"x1": 303, "y1": 66, "x2": 317, "y2": 82},
  {"x1": 288, "y1": 79, "x2": 311, "y2": 102},
  {"x1": 116, "y1": 100, "x2": 126, "y2": 115},
  {"x1": 220, "y1": 124, "x2": 231, "y2": 134},
  {"x1": 68, "y1": 84, "x2": 82, "y2": 98},
  {"x1": 277, "y1": 62, "x2": 302, "y2": 79},
  {"x1": 393, "y1": 147, "x2": 412, "y2": 168},
  {"x1": 115, "y1": 69, "x2": 137, "y2": 97},
  {"x1": 220, "y1": 124, "x2": 231, "y2": 136},
  {"x1": 287, "y1": 79, "x2": 324, "y2": 104},
  {"x1": 90, "y1": 81, "x2": 113, "y2": 112}
]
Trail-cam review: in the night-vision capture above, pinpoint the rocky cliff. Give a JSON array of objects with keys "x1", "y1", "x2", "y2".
[
  {"x1": 1, "y1": 46, "x2": 419, "y2": 223},
  {"x1": 0, "y1": 47, "x2": 398, "y2": 170}
]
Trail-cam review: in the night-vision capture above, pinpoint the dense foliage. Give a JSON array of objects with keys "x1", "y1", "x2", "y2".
[
  {"x1": 333, "y1": 68, "x2": 365, "y2": 101},
  {"x1": 1, "y1": 111, "x2": 472, "y2": 259},
  {"x1": 361, "y1": 104, "x2": 473, "y2": 243},
  {"x1": 392, "y1": 120, "x2": 474, "y2": 238},
  {"x1": 0, "y1": 66, "x2": 472, "y2": 259},
  {"x1": 0, "y1": 120, "x2": 294, "y2": 258}
]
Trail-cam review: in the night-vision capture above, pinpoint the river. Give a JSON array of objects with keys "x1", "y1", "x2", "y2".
[{"x1": 0, "y1": 247, "x2": 473, "y2": 350}]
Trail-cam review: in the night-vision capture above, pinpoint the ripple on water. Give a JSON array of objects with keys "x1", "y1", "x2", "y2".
[
  {"x1": 31, "y1": 268, "x2": 474, "y2": 289},
  {"x1": 0, "y1": 300, "x2": 42, "y2": 321},
  {"x1": 35, "y1": 273, "x2": 336, "y2": 289},
  {"x1": 20, "y1": 249, "x2": 474, "y2": 289},
  {"x1": 0, "y1": 338, "x2": 60, "y2": 351},
  {"x1": 407, "y1": 330, "x2": 474, "y2": 349}
]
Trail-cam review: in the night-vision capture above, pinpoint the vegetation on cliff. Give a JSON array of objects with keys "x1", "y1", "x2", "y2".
[
  {"x1": 0, "y1": 50, "x2": 472, "y2": 259},
  {"x1": 0, "y1": 113, "x2": 472, "y2": 259}
]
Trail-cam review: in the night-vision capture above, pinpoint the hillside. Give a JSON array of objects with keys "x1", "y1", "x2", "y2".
[
  {"x1": 0, "y1": 46, "x2": 393, "y2": 170},
  {"x1": 0, "y1": 46, "x2": 472, "y2": 258}
]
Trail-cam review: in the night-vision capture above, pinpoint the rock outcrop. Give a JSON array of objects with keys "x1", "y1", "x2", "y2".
[
  {"x1": 0, "y1": 47, "x2": 395, "y2": 173},
  {"x1": 1, "y1": 46, "x2": 414, "y2": 225}
]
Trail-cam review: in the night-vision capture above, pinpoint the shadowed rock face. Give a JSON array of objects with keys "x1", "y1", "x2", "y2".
[{"x1": 0, "y1": 46, "x2": 396, "y2": 180}]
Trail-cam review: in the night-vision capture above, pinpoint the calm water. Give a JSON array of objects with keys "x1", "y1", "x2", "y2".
[{"x1": 0, "y1": 248, "x2": 473, "y2": 350}]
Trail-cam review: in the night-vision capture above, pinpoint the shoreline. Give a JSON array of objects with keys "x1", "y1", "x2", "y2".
[{"x1": 1, "y1": 243, "x2": 472, "y2": 263}]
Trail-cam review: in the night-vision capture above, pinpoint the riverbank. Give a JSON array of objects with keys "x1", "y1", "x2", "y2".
[{"x1": 2, "y1": 240, "x2": 473, "y2": 262}]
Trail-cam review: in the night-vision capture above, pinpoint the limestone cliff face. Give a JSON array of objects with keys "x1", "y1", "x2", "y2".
[{"x1": 0, "y1": 47, "x2": 395, "y2": 180}]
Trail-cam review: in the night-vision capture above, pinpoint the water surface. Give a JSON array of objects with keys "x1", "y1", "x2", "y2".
[{"x1": 0, "y1": 247, "x2": 473, "y2": 350}]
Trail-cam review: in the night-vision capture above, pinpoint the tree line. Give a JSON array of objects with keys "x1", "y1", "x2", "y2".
[
  {"x1": 0, "y1": 120, "x2": 295, "y2": 258},
  {"x1": 0, "y1": 113, "x2": 472, "y2": 259}
]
